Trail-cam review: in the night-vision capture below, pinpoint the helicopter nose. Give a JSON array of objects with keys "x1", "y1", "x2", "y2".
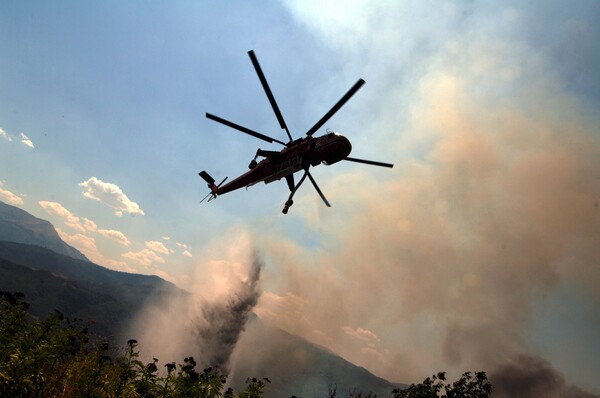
[{"x1": 317, "y1": 133, "x2": 352, "y2": 165}]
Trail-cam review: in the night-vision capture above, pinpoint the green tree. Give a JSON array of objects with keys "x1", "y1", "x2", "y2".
[
  {"x1": 0, "y1": 291, "x2": 270, "y2": 398},
  {"x1": 392, "y1": 371, "x2": 492, "y2": 398}
]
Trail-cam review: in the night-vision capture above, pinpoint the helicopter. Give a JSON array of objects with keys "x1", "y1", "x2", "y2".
[{"x1": 199, "y1": 50, "x2": 393, "y2": 214}]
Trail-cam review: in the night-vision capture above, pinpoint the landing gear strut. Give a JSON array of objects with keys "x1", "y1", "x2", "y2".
[{"x1": 282, "y1": 170, "x2": 309, "y2": 214}]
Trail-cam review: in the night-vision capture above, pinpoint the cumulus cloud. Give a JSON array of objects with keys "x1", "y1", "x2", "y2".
[
  {"x1": 38, "y1": 201, "x2": 87, "y2": 232},
  {"x1": 145, "y1": 240, "x2": 170, "y2": 255},
  {"x1": 98, "y1": 229, "x2": 131, "y2": 246},
  {"x1": 82, "y1": 218, "x2": 97, "y2": 232},
  {"x1": 19, "y1": 133, "x2": 33, "y2": 148},
  {"x1": 122, "y1": 248, "x2": 165, "y2": 268},
  {"x1": 0, "y1": 127, "x2": 12, "y2": 142},
  {"x1": 255, "y1": 292, "x2": 309, "y2": 326},
  {"x1": 79, "y1": 177, "x2": 144, "y2": 216},
  {"x1": 0, "y1": 182, "x2": 23, "y2": 205},
  {"x1": 56, "y1": 228, "x2": 98, "y2": 256},
  {"x1": 56, "y1": 228, "x2": 133, "y2": 272},
  {"x1": 38, "y1": 201, "x2": 137, "y2": 271},
  {"x1": 176, "y1": 242, "x2": 192, "y2": 257},
  {"x1": 342, "y1": 326, "x2": 380, "y2": 346},
  {"x1": 154, "y1": 269, "x2": 178, "y2": 285}
]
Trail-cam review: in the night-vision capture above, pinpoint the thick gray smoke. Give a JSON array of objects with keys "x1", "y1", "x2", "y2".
[
  {"x1": 245, "y1": 8, "x2": 600, "y2": 394},
  {"x1": 490, "y1": 355, "x2": 600, "y2": 398},
  {"x1": 194, "y1": 251, "x2": 262, "y2": 372},
  {"x1": 129, "y1": 231, "x2": 262, "y2": 373}
]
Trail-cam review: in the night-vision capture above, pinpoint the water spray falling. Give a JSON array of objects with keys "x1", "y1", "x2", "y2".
[
  {"x1": 194, "y1": 250, "x2": 262, "y2": 372},
  {"x1": 129, "y1": 231, "x2": 262, "y2": 374}
]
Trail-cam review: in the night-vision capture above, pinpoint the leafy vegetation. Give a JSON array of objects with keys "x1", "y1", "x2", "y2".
[
  {"x1": 391, "y1": 371, "x2": 492, "y2": 398},
  {"x1": 1, "y1": 291, "x2": 493, "y2": 398},
  {"x1": 0, "y1": 291, "x2": 267, "y2": 398}
]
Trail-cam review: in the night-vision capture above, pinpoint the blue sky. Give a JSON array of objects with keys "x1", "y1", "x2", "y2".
[{"x1": 1, "y1": 0, "x2": 599, "y2": 393}]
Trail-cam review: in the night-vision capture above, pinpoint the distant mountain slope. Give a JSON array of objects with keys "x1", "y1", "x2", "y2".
[
  {"x1": 231, "y1": 317, "x2": 404, "y2": 398},
  {"x1": 0, "y1": 256, "x2": 129, "y2": 339},
  {"x1": 0, "y1": 200, "x2": 88, "y2": 261},
  {"x1": 0, "y1": 202, "x2": 406, "y2": 394},
  {"x1": 0, "y1": 241, "x2": 185, "y2": 342}
]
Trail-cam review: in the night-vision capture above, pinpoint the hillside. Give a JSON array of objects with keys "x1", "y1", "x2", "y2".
[
  {"x1": 231, "y1": 317, "x2": 403, "y2": 397},
  {"x1": 0, "y1": 241, "x2": 183, "y2": 341},
  {"x1": 0, "y1": 201, "x2": 88, "y2": 261},
  {"x1": 0, "y1": 202, "x2": 405, "y2": 396}
]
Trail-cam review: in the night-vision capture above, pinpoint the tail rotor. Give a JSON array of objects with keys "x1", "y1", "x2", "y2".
[{"x1": 199, "y1": 171, "x2": 227, "y2": 203}]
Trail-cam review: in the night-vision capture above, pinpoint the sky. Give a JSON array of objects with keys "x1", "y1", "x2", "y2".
[{"x1": 1, "y1": 0, "x2": 600, "y2": 394}]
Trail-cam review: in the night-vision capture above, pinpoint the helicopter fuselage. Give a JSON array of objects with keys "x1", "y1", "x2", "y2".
[{"x1": 215, "y1": 132, "x2": 352, "y2": 195}]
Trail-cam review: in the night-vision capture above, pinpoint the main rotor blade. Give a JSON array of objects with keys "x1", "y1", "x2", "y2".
[
  {"x1": 248, "y1": 50, "x2": 293, "y2": 142},
  {"x1": 344, "y1": 157, "x2": 394, "y2": 168},
  {"x1": 305, "y1": 79, "x2": 366, "y2": 137},
  {"x1": 306, "y1": 170, "x2": 331, "y2": 207},
  {"x1": 206, "y1": 112, "x2": 287, "y2": 146}
]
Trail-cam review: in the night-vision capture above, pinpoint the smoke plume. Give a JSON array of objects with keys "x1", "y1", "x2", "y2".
[
  {"x1": 490, "y1": 355, "x2": 600, "y2": 398},
  {"x1": 129, "y1": 231, "x2": 262, "y2": 373},
  {"x1": 248, "y1": 22, "x2": 600, "y2": 394},
  {"x1": 194, "y1": 250, "x2": 262, "y2": 371}
]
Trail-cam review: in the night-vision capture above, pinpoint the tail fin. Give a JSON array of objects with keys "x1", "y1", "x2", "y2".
[{"x1": 199, "y1": 171, "x2": 227, "y2": 203}]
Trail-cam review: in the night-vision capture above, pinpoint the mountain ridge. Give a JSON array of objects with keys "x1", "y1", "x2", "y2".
[
  {"x1": 0, "y1": 200, "x2": 405, "y2": 397},
  {"x1": 231, "y1": 317, "x2": 402, "y2": 397},
  {"x1": 0, "y1": 200, "x2": 88, "y2": 261},
  {"x1": 0, "y1": 241, "x2": 183, "y2": 341}
]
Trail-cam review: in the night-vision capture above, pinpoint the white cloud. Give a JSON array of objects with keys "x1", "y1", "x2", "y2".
[
  {"x1": 56, "y1": 228, "x2": 98, "y2": 255},
  {"x1": 20, "y1": 133, "x2": 34, "y2": 148},
  {"x1": 0, "y1": 128, "x2": 12, "y2": 142},
  {"x1": 79, "y1": 177, "x2": 144, "y2": 216},
  {"x1": 255, "y1": 290, "x2": 339, "y2": 348},
  {"x1": 342, "y1": 325, "x2": 380, "y2": 345},
  {"x1": 98, "y1": 229, "x2": 131, "y2": 246},
  {"x1": 154, "y1": 269, "x2": 178, "y2": 285},
  {"x1": 81, "y1": 217, "x2": 97, "y2": 232},
  {"x1": 360, "y1": 346, "x2": 396, "y2": 370},
  {"x1": 176, "y1": 242, "x2": 192, "y2": 257},
  {"x1": 122, "y1": 249, "x2": 165, "y2": 268},
  {"x1": 38, "y1": 201, "x2": 86, "y2": 232},
  {"x1": 145, "y1": 240, "x2": 170, "y2": 255},
  {"x1": 56, "y1": 228, "x2": 133, "y2": 272},
  {"x1": 0, "y1": 182, "x2": 23, "y2": 205}
]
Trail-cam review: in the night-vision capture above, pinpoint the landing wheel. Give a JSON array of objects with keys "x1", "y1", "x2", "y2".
[
  {"x1": 282, "y1": 199, "x2": 293, "y2": 214},
  {"x1": 248, "y1": 160, "x2": 257, "y2": 169}
]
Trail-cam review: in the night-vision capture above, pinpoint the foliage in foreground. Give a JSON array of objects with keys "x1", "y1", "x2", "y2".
[
  {"x1": 392, "y1": 371, "x2": 492, "y2": 398},
  {"x1": 0, "y1": 291, "x2": 268, "y2": 398},
  {"x1": 1, "y1": 291, "x2": 492, "y2": 398}
]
